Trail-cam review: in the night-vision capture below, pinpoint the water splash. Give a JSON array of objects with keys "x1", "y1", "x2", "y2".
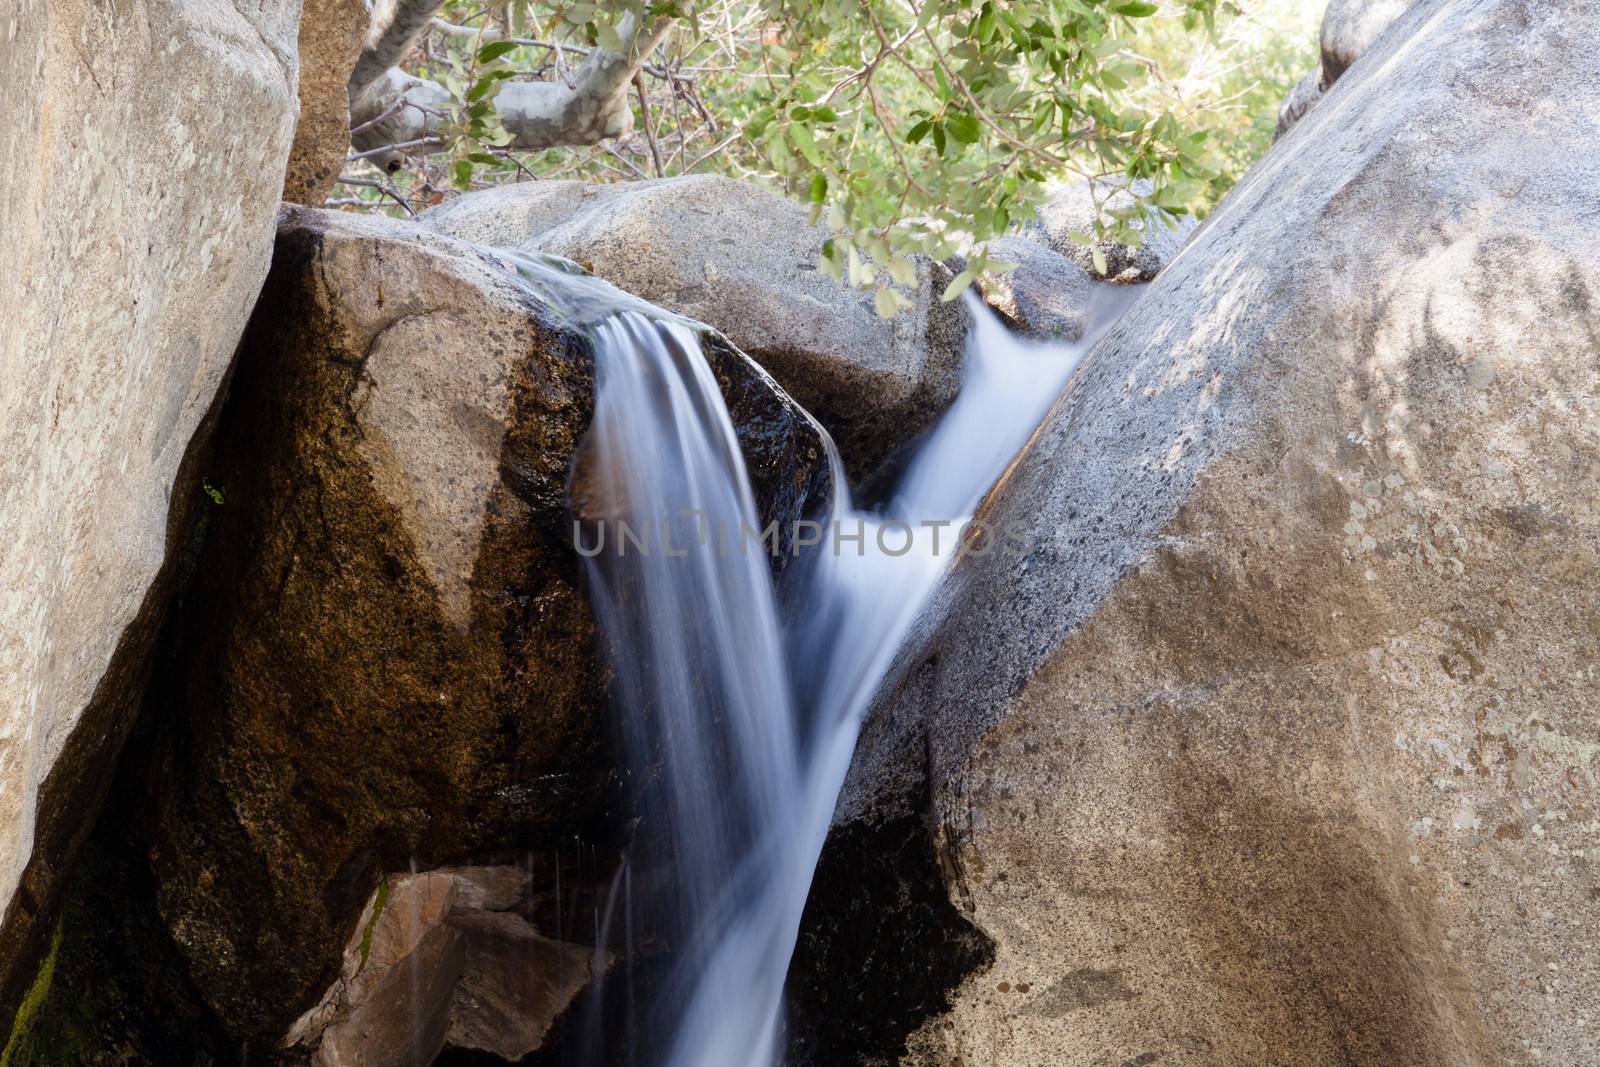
[{"x1": 502, "y1": 250, "x2": 1136, "y2": 1065}]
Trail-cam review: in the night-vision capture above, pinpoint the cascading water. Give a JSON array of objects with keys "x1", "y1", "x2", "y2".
[{"x1": 502, "y1": 249, "x2": 1135, "y2": 1065}]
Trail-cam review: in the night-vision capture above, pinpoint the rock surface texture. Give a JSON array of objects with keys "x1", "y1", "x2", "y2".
[
  {"x1": 419, "y1": 175, "x2": 970, "y2": 481},
  {"x1": 283, "y1": 0, "x2": 369, "y2": 204},
  {"x1": 138, "y1": 208, "x2": 831, "y2": 1047},
  {"x1": 801, "y1": 2, "x2": 1600, "y2": 1064},
  {"x1": 1321, "y1": 0, "x2": 1419, "y2": 83},
  {"x1": 288, "y1": 866, "x2": 597, "y2": 1065},
  {"x1": 978, "y1": 236, "x2": 1096, "y2": 342},
  {"x1": 0, "y1": 0, "x2": 299, "y2": 1031},
  {"x1": 1276, "y1": 0, "x2": 1420, "y2": 139}
]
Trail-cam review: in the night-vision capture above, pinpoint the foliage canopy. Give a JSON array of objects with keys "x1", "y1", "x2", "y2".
[{"x1": 345, "y1": 0, "x2": 1316, "y2": 305}]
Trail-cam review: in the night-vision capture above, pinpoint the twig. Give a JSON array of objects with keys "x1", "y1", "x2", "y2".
[
  {"x1": 336, "y1": 174, "x2": 416, "y2": 215},
  {"x1": 430, "y1": 16, "x2": 673, "y2": 79},
  {"x1": 598, "y1": 141, "x2": 648, "y2": 179},
  {"x1": 349, "y1": 97, "x2": 407, "y2": 137},
  {"x1": 865, "y1": 81, "x2": 929, "y2": 204},
  {"x1": 918, "y1": 27, "x2": 1065, "y2": 165},
  {"x1": 347, "y1": 137, "x2": 444, "y2": 161},
  {"x1": 635, "y1": 72, "x2": 665, "y2": 177},
  {"x1": 685, "y1": 131, "x2": 742, "y2": 172}
]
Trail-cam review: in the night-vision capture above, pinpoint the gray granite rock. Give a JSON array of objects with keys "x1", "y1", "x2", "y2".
[
  {"x1": 978, "y1": 236, "x2": 1097, "y2": 341},
  {"x1": 1322, "y1": 0, "x2": 1419, "y2": 83},
  {"x1": 0, "y1": 0, "x2": 300, "y2": 1024},
  {"x1": 801, "y1": 2, "x2": 1600, "y2": 1063}
]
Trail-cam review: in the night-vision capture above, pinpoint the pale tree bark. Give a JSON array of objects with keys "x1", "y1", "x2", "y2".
[{"x1": 348, "y1": 0, "x2": 673, "y2": 170}]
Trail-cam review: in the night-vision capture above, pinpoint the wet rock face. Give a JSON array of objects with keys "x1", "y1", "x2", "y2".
[
  {"x1": 786, "y1": 780, "x2": 994, "y2": 1067},
  {"x1": 289, "y1": 866, "x2": 597, "y2": 1066},
  {"x1": 141, "y1": 208, "x2": 832, "y2": 1047},
  {"x1": 0, "y1": 0, "x2": 300, "y2": 1034},
  {"x1": 417, "y1": 175, "x2": 970, "y2": 483},
  {"x1": 803, "y1": 1, "x2": 1600, "y2": 1064}
]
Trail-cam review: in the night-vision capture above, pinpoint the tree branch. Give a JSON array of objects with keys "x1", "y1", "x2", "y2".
[
  {"x1": 349, "y1": 10, "x2": 676, "y2": 165},
  {"x1": 351, "y1": 0, "x2": 449, "y2": 99},
  {"x1": 428, "y1": 14, "x2": 674, "y2": 79},
  {"x1": 635, "y1": 72, "x2": 665, "y2": 177}
]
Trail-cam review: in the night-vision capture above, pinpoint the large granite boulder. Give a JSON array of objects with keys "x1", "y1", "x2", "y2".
[
  {"x1": 1322, "y1": 0, "x2": 1419, "y2": 83},
  {"x1": 1276, "y1": 0, "x2": 1420, "y2": 139},
  {"x1": 797, "y1": 2, "x2": 1600, "y2": 1064},
  {"x1": 418, "y1": 175, "x2": 970, "y2": 481},
  {"x1": 283, "y1": 0, "x2": 369, "y2": 204},
  {"x1": 137, "y1": 208, "x2": 833, "y2": 1047},
  {"x1": 0, "y1": 0, "x2": 299, "y2": 1033},
  {"x1": 977, "y1": 236, "x2": 1097, "y2": 342}
]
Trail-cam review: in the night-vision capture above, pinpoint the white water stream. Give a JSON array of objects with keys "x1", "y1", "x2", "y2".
[{"x1": 505, "y1": 251, "x2": 1134, "y2": 1066}]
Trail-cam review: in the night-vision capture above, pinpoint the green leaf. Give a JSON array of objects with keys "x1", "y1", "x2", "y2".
[
  {"x1": 765, "y1": 127, "x2": 789, "y2": 169},
  {"x1": 594, "y1": 20, "x2": 624, "y2": 52},
  {"x1": 789, "y1": 123, "x2": 824, "y2": 167},
  {"x1": 946, "y1": 113, "x2": 981, "y2": 144},
  {"x1": 477, "y1": 40, "x2": 519, "y2": 64},
  {"x1": 1091, "y1": 245, "x2": 1108, "y2": 276},
  {"x1": 873, "y1": 286, "x2": 899, "y2": 318},
  {"x1": 744, "y1": 105, "x2": 775, "y2": 138},
  {"x1": 906, "y1": 119, "x2": 932, "y2": 145},
  {"x1": 1115, "y1": 1, "x2": 1159, "y2": 15},
  {"x1": 453, "y1": 159, "x2": 474, "y2": 190},
  {"x1": 809, "y1": 172, "x2": 828, "y2": 203},
  {"x1": 941, "y1": 267, "x2": 977, "y2": 302}
]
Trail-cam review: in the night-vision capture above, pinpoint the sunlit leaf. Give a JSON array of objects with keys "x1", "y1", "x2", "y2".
[
  {"x1": 941, "y1": 267, "x2": 977, "y2": 302},
  {"x1": 477, "y1": 41, "x2": 519, "y2": 64}
]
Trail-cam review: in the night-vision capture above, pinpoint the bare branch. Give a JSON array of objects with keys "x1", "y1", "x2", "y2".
[
  {"x1": 336, "y1": 173, "x2": 416, "y2": 215},
  {"x1": 635, "y1": 72, "x2": 665, "y2": 178},
  {"x1": 429, "y1": 16, "x2": 675, "y2": 79},
  {"x1": 685, "y1": 131, "x2": 742, "y2": 172},
  {"x1": 347, "y1": 136, "x2": 443, "y2": 161},
  {"x1": 349, "y1": 96, "x2": 408, "y2": 137},
  {"x1": 350, "y1": 11, "x2": 677, "y2": 161},
  {"x1": 351, "y1": 0, "x2": 449, "y2": 99}
]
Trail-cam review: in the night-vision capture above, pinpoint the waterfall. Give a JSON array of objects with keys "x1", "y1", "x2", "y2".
[{"x1": 502, "y1": 250, "x2": 1135, "y2": 1065}]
